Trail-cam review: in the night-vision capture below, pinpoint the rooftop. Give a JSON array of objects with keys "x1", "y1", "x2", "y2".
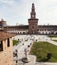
[{"x1": 0, "y1": 32, "x2": 15, "y2": 41}]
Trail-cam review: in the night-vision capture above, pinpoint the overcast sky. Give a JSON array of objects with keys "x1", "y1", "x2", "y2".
[{"x1": 0, "y1": 0, "x2": 57, "y2": 25}]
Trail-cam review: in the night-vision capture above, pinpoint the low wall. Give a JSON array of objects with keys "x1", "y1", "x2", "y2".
[{"x1": 36, "y1": 62, "x2": 57, "y2": 65}]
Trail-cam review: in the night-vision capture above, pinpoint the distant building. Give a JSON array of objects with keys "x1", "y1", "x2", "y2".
[
  {"x1": 0, "y1": 19, "x2": 7, "y2": 27},
  {"x1": 0, "y1": 32, "x2": 14, "y2": 65},
  {"x1": 0, "y1": 19, "x2": 7, "y2": 31},
  {"x1": 0, "y1": 3, "x2": 57, "y2": 35}
]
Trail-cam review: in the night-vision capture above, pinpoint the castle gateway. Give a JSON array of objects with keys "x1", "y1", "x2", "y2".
[{"x1": 28, "y1": 3, "x2": 39, "y2": 34}]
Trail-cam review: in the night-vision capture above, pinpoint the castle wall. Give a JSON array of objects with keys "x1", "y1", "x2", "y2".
[{"x1": 0, "y1": 38, "x2": 13, "y2": 65}]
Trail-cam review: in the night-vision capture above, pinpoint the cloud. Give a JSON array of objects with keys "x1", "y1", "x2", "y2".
[
  {"x1": 0, "y1": 0, "x2": 16, "y2": 5},
  {"x1": 0, "y1": 0, "x2": 57, "y2": 25}
]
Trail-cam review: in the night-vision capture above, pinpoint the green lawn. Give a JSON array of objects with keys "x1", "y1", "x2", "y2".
[
  {"x1": 30, "y1": 41, "x2": 57, "y2": 62},
  {"x1": 49, "y1": 35, "x2": 57, "y2": 38},
  {"x1": 13, "y1": 40, "x2": 19, "y2": 46}
]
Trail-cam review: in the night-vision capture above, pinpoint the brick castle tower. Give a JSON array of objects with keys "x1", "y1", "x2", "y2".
[{"x1": 28, "y1": 3, "x2": 39, "y2": 34}]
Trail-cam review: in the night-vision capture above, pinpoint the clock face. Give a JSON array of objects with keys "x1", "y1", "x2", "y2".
[{"x1": 32, "y1": 15, "x2": 34, "y2": 17}]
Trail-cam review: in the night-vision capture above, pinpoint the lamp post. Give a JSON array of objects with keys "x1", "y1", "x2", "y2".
[{"x1": 24, "y1": 48, "x2": 27, "y2": 59}]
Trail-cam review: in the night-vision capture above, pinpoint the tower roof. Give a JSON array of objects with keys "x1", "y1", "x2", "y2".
[
  {"x1": 31, "y1": 3, "x2": 35, "y2": 13},
  {"x1": 30, "y1": 3, "x2": 36, "y2": 19},
  {"x1": 0, "y1": 19, "x2": 6, "y2": 22}
]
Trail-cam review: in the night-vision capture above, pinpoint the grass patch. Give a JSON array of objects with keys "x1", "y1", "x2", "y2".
[
  {"x1": 13, "y1": 40, "x2": 19, "y2": 46},
  {"x1": 53, "y1": 40, "x2": 57, "y2": 42},
  {"x1": 30, "y1": 41, "x2": 57, "y2": 62},
  {"x1": 49, "y1": 35, "x2": 57, "y2": 38}
]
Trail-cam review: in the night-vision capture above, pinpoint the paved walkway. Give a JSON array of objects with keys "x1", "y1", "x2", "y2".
[
  {"x1": 13, "y1": 35, "x2": 36, "y2": 65},
  {"x1": 25, "y1": 55, "x2": 36, "y2": 65}
]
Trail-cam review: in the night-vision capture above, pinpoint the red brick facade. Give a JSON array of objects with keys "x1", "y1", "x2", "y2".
[{"x1": 28, "y1": 3, "x2": 39, "y2": 34}]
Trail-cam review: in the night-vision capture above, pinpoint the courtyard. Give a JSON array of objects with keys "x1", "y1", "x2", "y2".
[{"x1": 13, "y1": 35, "x2": 57, "y2": 65}]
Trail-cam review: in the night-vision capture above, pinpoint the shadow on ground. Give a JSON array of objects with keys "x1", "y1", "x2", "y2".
[{"x1": 39, "y1": 53, "x2": 52, "y2": 62}]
